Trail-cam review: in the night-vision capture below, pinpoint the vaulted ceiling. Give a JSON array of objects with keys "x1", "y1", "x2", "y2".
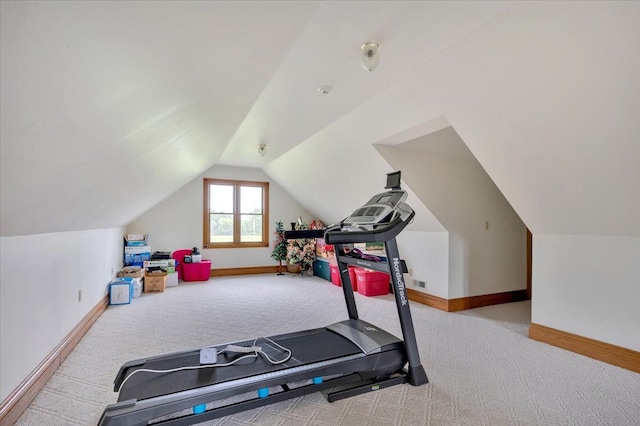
[{"x1": 2, "y1": 1, "x2": 639, "y2": 238}]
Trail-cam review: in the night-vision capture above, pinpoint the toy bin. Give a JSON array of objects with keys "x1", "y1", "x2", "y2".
[
  {"x1": 109, "y1": 278, "x2": 133, "y2": 305},
  {"x1": 182, "y1": 260, "x2": 212, "y2": 282},
  {"x1": 355, "y1": 269, "x2": 390, "y2": 297},
  {"x1": 329, "y1": 264, "x2": 343, "y2": 286},
  {"x1": 347, "y1": 266, "x2": 363, "y2": 291},
  {"x1": 313, "y1": 259, "x2": 331, "y2": 282}
]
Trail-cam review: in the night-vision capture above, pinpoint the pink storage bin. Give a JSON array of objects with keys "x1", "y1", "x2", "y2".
[
  {"x1": 182, "y1": 260, "x2": 212, "y2": 282},
  {"x1": 355, "y1": 269, "x2": 390, "y2": 297},
  {"x1": 171, "y1": 249, "x2": 192, "y2": 281},
  {"x1": 330, "y1": 264, "x2": 341, "y2": 286},
  {"x1": 347, "y1": 266, "x2": 363, "y2": 291}
]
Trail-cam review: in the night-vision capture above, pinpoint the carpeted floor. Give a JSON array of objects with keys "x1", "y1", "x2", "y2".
[{"x1": 16, "y1": 274, "x2": 640, "y2": 425}]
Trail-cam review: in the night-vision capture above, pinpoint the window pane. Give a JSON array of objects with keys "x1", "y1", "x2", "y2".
[
  {"x1": 210, "y1": 185, "x2": 233, "y2": 213},
  {"x1": 210, "y1": 214, "x2": 233, "y2": 242},
  {"x1": 240, "y1": 214, "x2": 263, "y2": 242},
  {"x1": 240, "y1": 186, "x2": 262, "y2": 214}
]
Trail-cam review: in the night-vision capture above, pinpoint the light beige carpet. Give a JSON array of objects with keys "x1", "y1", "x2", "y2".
[{"x1": 16, "y1": 274, "x2": 640, "y2": 425}]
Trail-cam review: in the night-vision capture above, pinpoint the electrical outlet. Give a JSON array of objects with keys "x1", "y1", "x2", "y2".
[
  {"x1": 78, "y1": 290, "x2": 82, "y2": 302},
  {"x1": 111, "y1": 267, "x2": 114, "y2": 276},
  {"x1": 408, "y1": 268, "x2": 413, "y2": 276},
  {"x1": 414, "y1": 280, "x2": 426, "y2": 288}
]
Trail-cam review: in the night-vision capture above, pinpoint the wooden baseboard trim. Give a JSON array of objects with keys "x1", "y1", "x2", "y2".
[
  {"x1": 406, "y1": 288, "x2": 449, "y2": 311},
  {"x1": 529, "y1": 323, "x2": 640, "y2": 373},
  {"x1": 0, "y1": 295, "x2": 109, "y2": 425},
  {"x1": 447, "y1": 289, "x2": 528, "y2": 312},
  {"x1": 406, "y1": 288, "x2": 528, "y2": 312},
  {"x1": 210, "y1": 266, "x2": 280, "y2": 277}
]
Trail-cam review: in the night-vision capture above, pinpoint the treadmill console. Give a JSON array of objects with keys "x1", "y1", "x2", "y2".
[{"x1": 343, "y1": 190, "x2": 408, "y2": 225}]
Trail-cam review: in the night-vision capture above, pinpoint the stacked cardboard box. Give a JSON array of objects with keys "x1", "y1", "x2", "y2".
[
  {"x1": 144, "y1": 270, "x2": 167, "y2": 293},
  {"x1": 124, "y1": 234, "x2": 151, "y2": 266},
  {"x1": 143, "y1": 259, "x2": 178, "y2": 288},
  {"x1": 117, "y1": 267, "x2": 143, "y2": 297}
]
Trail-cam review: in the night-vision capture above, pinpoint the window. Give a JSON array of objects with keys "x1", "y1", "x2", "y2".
[{"x1": 203, "y1": 178, "x2": 269, "y2": 248}]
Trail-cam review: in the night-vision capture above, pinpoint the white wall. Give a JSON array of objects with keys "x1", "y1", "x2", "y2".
[
  {"x1": 532, "y1": 235, "x2": 640, "y2": 351},
  {"x1": 127, "y1": 165, "x2": 312, "y2": 269},
  {"x1": 377, "y1": 127, "x2": 527, "y2": 299},
  {"x1": 0, "y1": 227, "x2": 124, "y2": 401},
  {"x1": 397, "y1": 231, "x2": 449, "y2": 299},
  {"x1": 264, "y1": 125, "x2": 445, "y2": 234}
]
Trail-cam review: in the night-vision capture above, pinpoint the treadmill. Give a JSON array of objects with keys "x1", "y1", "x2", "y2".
[{"x1": 99, "y1": 171, "x2": 428, "y2": 426}]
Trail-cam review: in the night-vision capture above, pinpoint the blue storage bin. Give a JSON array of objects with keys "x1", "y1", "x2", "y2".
[
  {"x1": 313, "y1": 259, "x2": 331, "y2": 282},
  {"x1": 109, "y1": 278, "x2": 134, "y2": 305}
]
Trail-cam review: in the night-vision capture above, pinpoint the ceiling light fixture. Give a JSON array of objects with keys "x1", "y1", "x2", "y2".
[
  {"x1": 361, "y1": 42, "x2": 379, "y2": 72},
  {"x1": 317, "y1": 85, "x2": 333, "y2": 94},
  {"x1": 258, "y1": 144, "x2": 267, "y2": 157}
]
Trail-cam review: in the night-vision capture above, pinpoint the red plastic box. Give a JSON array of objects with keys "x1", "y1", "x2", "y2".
[
  {"x1": 355, "y1": 269, "x2": 390, "y2": 296},
  {"x1": 347, "y1": 266, "x2": 363, "y2": 291},
  {"x1": 182, "y1": 260, "x2": 212, "y2": 282},
  {"x1": 171, "y1": 249, "x2": 192, "y2": 280},
  {"x1": 330, "y1": 264, "x2": 342, "y2": 286}
]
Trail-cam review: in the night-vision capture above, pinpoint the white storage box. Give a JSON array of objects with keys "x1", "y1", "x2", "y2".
[
  {"x1": 131, "y1": 277, "x2": 142, "y2": 298},
  {"x1": 109, "y1": 278, "x2": 133, "y2": 305},
  {"x1": 166, "y1": 272, "x2": 178, "y2": 288}
]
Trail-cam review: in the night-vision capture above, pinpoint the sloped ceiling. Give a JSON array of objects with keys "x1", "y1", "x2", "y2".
[
  {"x1": 2, "y1": 1, "x2": 639, "y2": 238},
  {"x1": 0, "y1": 1, "x2": 318, "y2": 236}
]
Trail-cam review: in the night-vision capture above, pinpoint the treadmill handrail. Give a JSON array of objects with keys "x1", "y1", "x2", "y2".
[
  {"x1": 282, "y1": 229, "x2": 325, "y2": 240},
  {"x1": 283, "y1": 211, "x2": 414, "y2": 244}
]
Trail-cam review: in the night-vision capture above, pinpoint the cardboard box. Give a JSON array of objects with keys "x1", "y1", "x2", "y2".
[
  {"x1": 124, "y1": 245, "x2": 151, "y2": 266},
  {"x1": 354, "y1": 242, "x2": 384, "y2": 253},
  {"x1": 143, "y1": 259, "x2": 176, "y2": 274},
  {"x1": 124, "y1": 234, "x2": 148, "y2": 246},
  {"x1": 117, "y1": 266, "x2": 144, "y2": 279},
  {"x1": 144, "y1": 271, "x2": 167, "y2": 293}
]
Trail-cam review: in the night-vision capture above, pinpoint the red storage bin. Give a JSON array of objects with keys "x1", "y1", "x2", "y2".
[
  {"x1": 348, "y1": 266, "x2": 363, "y2": 291},
  {"x1": 330, "y1": 264, "x2": 342, "y2": 286},
  {"x1": 182, "y1": 260, "x2": 212, "y2": 282},
  {"x1": 171, "y1": 249, "x2": 192, "y2": 280},
  {"x1": 355, "y1": 269, "x2": 390, "y2": 296}
]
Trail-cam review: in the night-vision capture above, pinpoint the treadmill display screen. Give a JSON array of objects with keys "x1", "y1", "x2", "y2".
[{"x1": 385, "y1": 171, "x2": 401, "y2": 189}]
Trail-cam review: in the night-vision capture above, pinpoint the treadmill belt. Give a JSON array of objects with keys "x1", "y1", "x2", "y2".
[{"x1": 118, "y1": 327, "x2": 361, "y2": 402}]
